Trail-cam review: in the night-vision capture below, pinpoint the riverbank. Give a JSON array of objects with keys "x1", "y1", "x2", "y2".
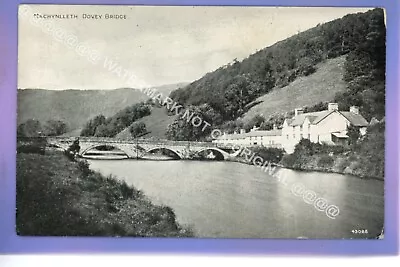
[
  {"x1": 280, "y1": 153, "x2": 384, "y2": 180},
  {"x1": 279, "y1": 123, "x2": 385, "y2": 180},
  {"x1": 221, "y1": 148, "x2": 383, "y2": 180},
  {"x1": 16, "y1": 151, "x2": 194, "y2": 237}
]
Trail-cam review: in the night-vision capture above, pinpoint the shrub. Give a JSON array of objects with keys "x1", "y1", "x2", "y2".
[
  {"x1": 119, "y1": 180, "x2": 136, "y2": 199},
  {"x1": 77, "y1": 160, "x2": 92, "y2": 177},
  {"x1": 336, "y1": 157, "x2": 350, "y2": 172},
  {"x1": 251, "y1": 147, "x2": 285, "y2": 164},
  {"x1": 301, "y1": 65, "x2": 316, "y2": 76},
  {"x1": 317, "y1": 154, "x2": 334, "y2": 167},
  {"x1": 17, "y1": 137, "x2": 46, "y2": 155},
  {"x1": 280, "y1": 154, "x2": 297, "y2": 167}
]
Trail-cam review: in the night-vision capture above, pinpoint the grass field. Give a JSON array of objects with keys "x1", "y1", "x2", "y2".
[{"x1": 243, "y1": 56, "x2": 347, "y2": 121}]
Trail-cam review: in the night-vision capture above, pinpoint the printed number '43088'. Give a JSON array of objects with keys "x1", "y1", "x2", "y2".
[{"x1": 352, "y1": 229, "x2": 368, "y2": 234}]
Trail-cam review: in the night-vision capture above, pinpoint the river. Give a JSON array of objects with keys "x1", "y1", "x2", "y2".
[{"x1": 87, "y1": 159, "x2": 384, "y2": 239}]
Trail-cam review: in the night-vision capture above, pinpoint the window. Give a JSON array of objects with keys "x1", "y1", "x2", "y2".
[
  {"x1": 287, "y1": 135, "x2": 289, "y2": 139},
  {"x1": 293, "y1": 134, "x2": 295, "y2": 139},
  {"x1": 300, "y1": 125, "x2": 303, "y2": 131}
]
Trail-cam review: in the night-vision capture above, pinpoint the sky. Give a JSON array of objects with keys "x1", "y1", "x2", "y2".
[{"x1": 18, "y1": 5, "x2": 372, "y2": 90}]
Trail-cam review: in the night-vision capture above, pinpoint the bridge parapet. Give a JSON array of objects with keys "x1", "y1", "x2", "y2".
[{"x1": 46, "y1": 136, "x2": 219, "y2": 147}]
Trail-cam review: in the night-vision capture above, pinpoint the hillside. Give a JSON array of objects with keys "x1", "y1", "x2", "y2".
[
  {"x1": 17, "y1": 83, "x2": 187, "y2": 132},
  {"x1": 170, "y1": 8, "x2": 386, "y2": 124},
  {"x1": 242, "y1": 56, "x2": 347, "y2": 121},
  {"x1": 115, "y1": 57, "x2": 346, "y2": 140},
  {"x1": 116, "y1": 106, "x2": 177, "y2": 140},
  {"x1": 164, "y1": 8, "x2": 385, "y2": 140}
]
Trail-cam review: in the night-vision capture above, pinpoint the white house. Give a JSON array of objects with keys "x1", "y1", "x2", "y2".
[
  {"x1": 213, "y1": 130, "x2": 248, "y2": 146},
  {"x1": 281, "y1": 103, "x2": 368, "y2": 153},
  {"x1": 245, "y1": 126, "x2": 282, "y2": 148},
  {"x1": 213, "y1": 126, "x2": 282, "y2": 148}
]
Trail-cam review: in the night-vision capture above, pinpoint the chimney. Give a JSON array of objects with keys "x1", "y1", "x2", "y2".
[
  {"x1": 350, "y1": 106, "x2": 359, "y2": 114},
  {"x1": 328, "y1": 103, "x2": 338, "y2": 111},
  {"x1": 240, "y1": 129, "x2": 246, "y2": 134},
  {"x1": 294, "y1": 108, "x2": 303, "y2": 116}
]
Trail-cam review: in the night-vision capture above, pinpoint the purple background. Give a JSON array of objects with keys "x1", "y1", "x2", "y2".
[{"x1": 0, "y1": 0, "x2": 398, "y2": 255}]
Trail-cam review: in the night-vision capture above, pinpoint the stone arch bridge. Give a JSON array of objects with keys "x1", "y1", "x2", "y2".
[{"x1": 46, "y1": 137, "x2": 241, "y2": 160}]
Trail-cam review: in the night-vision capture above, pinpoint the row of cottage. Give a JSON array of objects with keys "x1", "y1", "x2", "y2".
[{"x1": 212, "y1": 103, "x2": 371, "y2": 153}]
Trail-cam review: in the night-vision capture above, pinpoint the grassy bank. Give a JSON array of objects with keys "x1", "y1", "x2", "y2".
[
  {"x1": 280, "y1": 123, "x2": 385, "y2": 180},
  {"x1": 16, "y1": 151, "x2": 193, "y2": 237},
  {"x1": 281, "y1": 153, "x2": 384, "y2": 180}
]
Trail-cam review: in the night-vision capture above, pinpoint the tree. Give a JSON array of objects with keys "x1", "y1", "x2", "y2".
[
  {"x1": 303, "y1": 102, "x2": 328, "y2": 113},
  {"x1": 80, "y1": 102, "x2": 152, "y2": 138},
  {"x1": 129, "y1": 122, "x2": 147, "y2": 138},
  {"x1": 347, "y1": 124, "x2": 361, "y2": 145},
  {"x1": 17, "y1": 119, "x2": 42, "y2": 137},
  {"x1": 80, "y1": 115, "x2": 106, "y2": 137},
  {"x1": 43, "y1": 120, "x2": 68, "y2": 136},
  {"x1": 259, "y1": 114, "x2": 285, "y2": 130},
  {"x1": 244, "y1": 114, "x2": 265, "y2": 131}
]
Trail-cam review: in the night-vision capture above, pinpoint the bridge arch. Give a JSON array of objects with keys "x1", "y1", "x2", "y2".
[
  {"x1": 195, "y1": 147, "x2": 228, "y2": 160},
  {"x1": 79, "y1": 144, "x2": 133, "y2": 158},
  {"x1": 145, "y1": 147, "x2": 183, "y2": 159}
]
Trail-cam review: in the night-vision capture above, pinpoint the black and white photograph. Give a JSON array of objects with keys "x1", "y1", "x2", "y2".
[{"x1": 16, "y1": 5, "x2": 385, "y2": 239}]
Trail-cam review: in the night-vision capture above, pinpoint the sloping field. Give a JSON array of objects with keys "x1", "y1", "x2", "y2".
[
  {"x1": 116, "y1": 106, "x2": 177, "y2": 140},
  {"x1": 243, "y1": 56, "x2": 347, "y2": 121}
]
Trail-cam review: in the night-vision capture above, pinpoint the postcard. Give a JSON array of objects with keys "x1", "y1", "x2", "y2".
[{"x1": 16, "y1": 4, "x2": 386, "y2": 240}]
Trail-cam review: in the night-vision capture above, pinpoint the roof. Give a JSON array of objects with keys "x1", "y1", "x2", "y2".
[
  {"x1": 288, "y1": 111, "x2": 333, "y2": 126},
  {"x1": 246, "y1": 129, "x2": 282, "y2": 137},
  {"x1": 285, "y1": 118, "x2": 294, "y2": 126},
  {"x1": 339, "y1": 112, "x2": 369, "y2": 127},
  {"x1": 217, "y1": 129, "x2": 282, "y2": 140},
  {"x1": 286, "y1": 110, "x2": 368, "y2": 127},
  {"x1": 332, "y1": 132, "x2": 348, "y2": 138},
  {"x1": 218, "y1": 133, "x2": 247, "y2": 140}
]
